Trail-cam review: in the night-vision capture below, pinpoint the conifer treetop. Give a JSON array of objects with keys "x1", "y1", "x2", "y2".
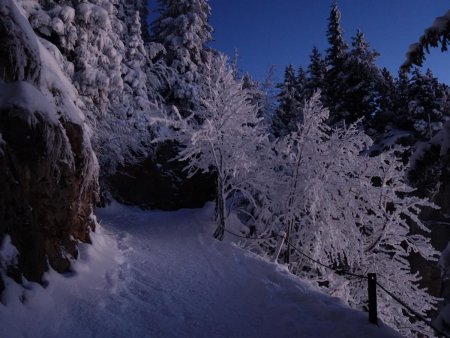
[{"x1": 326, "y1": 1, "x2": 348, "y2": 65}]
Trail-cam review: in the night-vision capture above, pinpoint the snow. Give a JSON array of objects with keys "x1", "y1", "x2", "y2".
[
  {"x1": 51, "y1": 17, "x2": 64, "y2": 35},
  {"x1": 38, "y1": 38, "x2": 85, "y2": 125},
  {"x1": 0, "y1": 0, "x2": 41, "y2": 85},
  {"x1": 59, "y1": 6, "x2": 75, "y2": 23},
  {"x1": 0, "y1": 235, "x2": 19, "y2": 267},
  {"x1": 0, "y1": 81, "x2": 58, "y2": 126},
  {"x1": 0, "y1": 201, "x2": 400, "y2": 338},
  {"x1": 76, "y1": 3, "x2": 110, "y2": 30}
]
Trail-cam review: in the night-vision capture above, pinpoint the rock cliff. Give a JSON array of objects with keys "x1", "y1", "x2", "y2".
[{"x1": 0, "y1": 0, "x2": 98, "y2": 294}]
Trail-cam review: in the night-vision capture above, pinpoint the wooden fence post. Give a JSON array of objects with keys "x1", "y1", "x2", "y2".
[
  {"x1": 272, "y1": 231, "x2": 286, "y2": 263},
  {"x1": 368, "y1": 273, "x2": 378, "y2": 325}
]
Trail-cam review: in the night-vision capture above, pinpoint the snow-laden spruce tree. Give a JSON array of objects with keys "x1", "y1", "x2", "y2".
[
  {"x1": 152, "y1": 54, "x2": 267, "y2": 239},
  {"x1": 20, "y1": 0, "x2": 160, "y2": 174},
  {"x1": 151, "y1": 0, "x2": 212, "y2": 76},
  {"x1": 252, "y1": 92, "x2": 439, "y2": 337},
  {"x1": 151, "y1": 0, "x2": 213, "y2": 113},
  {"x1": 407, "y1": 68, "x2": 449, "y2": 140}
]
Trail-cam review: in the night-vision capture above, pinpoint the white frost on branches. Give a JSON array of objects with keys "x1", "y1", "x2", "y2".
[
  {"x1": 152, "y1": 54, "x2": 268, "y2": 239},
  {"x1": 249, "y1": 92, "x2": 439, "y2": 337}
]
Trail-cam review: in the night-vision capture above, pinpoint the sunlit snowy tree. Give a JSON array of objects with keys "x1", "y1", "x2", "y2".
[
  {"x1": 252, "y1": 92, "x2": 439, "y2": 337},
  {"x1": 152, "y1": 54, "x2": 267, "y2": 239},
  {"x1": 242, "y1": 72, "x2": 270, "y2": 126}
]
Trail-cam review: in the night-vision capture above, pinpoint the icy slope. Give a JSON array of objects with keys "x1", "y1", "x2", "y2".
[{"x1": 0, "y1": 202, "x2": 400, "y2": 338}]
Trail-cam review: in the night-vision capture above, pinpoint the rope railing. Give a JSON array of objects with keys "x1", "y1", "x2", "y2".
[
  {"x1": 223, "y1": 226, "x2": 449, "y2": 338},
  {"x1": 376, "y1": 281, "x2": 449, "y2": 338},
  {"x1": 284, "y1": 237, "x2": 367, "y2": 280},
  {"x1": 223, "y1": 228, "x2": 279, "y2": 240}
]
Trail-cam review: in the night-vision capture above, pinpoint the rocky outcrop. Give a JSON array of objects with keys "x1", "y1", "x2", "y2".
[
  {"x1": 0, "y1": 92, "x2": 97, "y2": 284},
  {"x1": 0, "y1": 0, "x2": 98, "y2": 295}
]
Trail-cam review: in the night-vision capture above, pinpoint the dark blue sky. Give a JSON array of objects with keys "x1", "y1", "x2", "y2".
[{"x1": 207, "y1": 1, "x2": 450, "y2": 84}]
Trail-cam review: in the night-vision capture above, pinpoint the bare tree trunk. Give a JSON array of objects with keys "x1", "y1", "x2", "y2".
[{"x1": 213, "y1": 175, "x2": 225, "y2": 240}]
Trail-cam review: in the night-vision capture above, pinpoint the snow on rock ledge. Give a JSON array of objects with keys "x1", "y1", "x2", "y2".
[{"x1": 0, "y1": 0, "x2": 98, "y2": 297}]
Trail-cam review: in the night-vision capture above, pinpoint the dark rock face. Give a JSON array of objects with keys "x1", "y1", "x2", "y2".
[
  {"x1": 0, "y1": 104, "x2": 98, "y2": 284},
  {"x1": 0, "y1": 0, "x2": 98, "y2": 290},
  {"x1": 106, "y1": 142, "x2": 215, "y2": 210}
]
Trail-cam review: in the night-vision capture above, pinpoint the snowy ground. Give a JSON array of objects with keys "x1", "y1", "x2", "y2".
[{"x1": 0, "y1": 202, "x2": 400, "y2": 338}]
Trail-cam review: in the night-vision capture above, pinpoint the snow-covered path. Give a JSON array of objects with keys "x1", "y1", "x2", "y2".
[{"x1": 0, "y1": 202, "x2": 400, "y2": 337}]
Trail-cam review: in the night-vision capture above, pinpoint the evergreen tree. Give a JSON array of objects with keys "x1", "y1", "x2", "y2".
[
  {"x1": 120, "y1": 0, "x2": 151, "y2": 42},
  {"x1": 151, "y1": 0, "x2": 212, "y2": 76},
  {"x1": 108, "y1": 9, "x2": 154, "y2": 157},
  {"x1": 391, "y1": 68, "x2": 449, "y2": 139},
  {"x1": 71, "y1": 1, "x2": 124, "y2": 108},
  {"x1": 326, "y1": 1, "x2": 348, "y2": 66},
  {"x1": 325, "y1": 1, "x2": 349, "y2": 124},
  {"x1": 343, "y1": 30, "x2": 381, "y2": 124},
  {"x1": 407, "y1": 68, "x2": 449, "y2": 139},
  {"x1": 272, "y1": 65, "x2": 303, "y2": 137},
  {"x1": 391, "y1": 70, "x2": 411, "y2": 129},
  {"x1": 123, "y1": 11, "x2": 149, "y2": 109},
  {"x1": 305, "y1": 46, "x2": 327, "y2": 100},
  {"x1": 373, "y1": 67, "x2": 397, "y2": 131},
  {"x1": 325, "y1": 5, "x2": 382, "y2": 126},
  {"x1": 150, "y1": 0, "x2": 213, "y2": 114}
]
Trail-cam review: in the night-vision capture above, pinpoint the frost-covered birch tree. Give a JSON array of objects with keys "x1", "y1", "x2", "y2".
[
  {"x1": 251, "y1": 92, "x2": 439, "y2": 337},
  {"x1": 152, "y1": 54, "x2": 267, "y2": 239}
]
